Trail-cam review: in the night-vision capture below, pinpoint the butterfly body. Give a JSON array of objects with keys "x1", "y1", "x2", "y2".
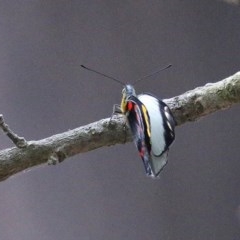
[{"x1": 121, "y1": 84, "x2": 175, "y2": 178}]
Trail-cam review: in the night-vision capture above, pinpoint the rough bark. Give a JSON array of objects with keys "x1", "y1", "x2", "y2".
[{"x1": 0, "y1": 71, "x2": 240, "y2": 182}]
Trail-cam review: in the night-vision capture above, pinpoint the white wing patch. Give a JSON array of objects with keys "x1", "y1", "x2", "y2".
[{"x1": 138, "y1": 94, "x2": 165, "y2": 156}]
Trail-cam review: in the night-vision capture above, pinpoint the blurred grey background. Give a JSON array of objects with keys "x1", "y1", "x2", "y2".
[{"x1": 0, "y1": 1, "x2": 240, "y2": 240}]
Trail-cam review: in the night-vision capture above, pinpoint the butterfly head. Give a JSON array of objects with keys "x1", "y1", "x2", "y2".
[{"x1": 121, "y1": 84, "x2": 136, "y2": 113}]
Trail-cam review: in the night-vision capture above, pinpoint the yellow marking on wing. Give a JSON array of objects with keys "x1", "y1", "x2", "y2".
[
  {"x1": 121, "y1": 97, "x2": 126, "y2": 113},
  {"x1": 141, "y1": 105, "x2": 151, "y2": 137}
]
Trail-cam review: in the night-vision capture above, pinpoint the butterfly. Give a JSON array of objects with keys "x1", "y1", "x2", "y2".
[
  {"x1": 81, "y1": 65, "x2": 175, "y2": 178},
  {"x1": 119, "y1": 84, "x2": 175, "y2": 177}
]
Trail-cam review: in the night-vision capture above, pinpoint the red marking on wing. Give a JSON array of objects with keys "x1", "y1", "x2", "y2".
[
  {"x1": 139, "y1": 147, "x2": 145, "y2": 157},
  {"x1": 127, "y1": 102, "x2": 133, "y2": 111}
]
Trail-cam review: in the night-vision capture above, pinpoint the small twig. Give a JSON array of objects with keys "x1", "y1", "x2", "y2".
[{"x1": 0, "y1": 115, "x2": 28, "y2": 148}]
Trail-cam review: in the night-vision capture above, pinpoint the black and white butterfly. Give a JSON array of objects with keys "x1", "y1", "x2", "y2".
[{"x1": 81, "y1": 65, "x2": 175, "y2": 178}]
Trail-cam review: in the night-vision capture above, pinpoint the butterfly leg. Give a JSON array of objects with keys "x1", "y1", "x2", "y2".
[
  {"x1": 109, "y1": 104, "x2": 122, "y2": 122},
  {"x1": 113, "y1": 104, "x2": 122, "y2": 114}
]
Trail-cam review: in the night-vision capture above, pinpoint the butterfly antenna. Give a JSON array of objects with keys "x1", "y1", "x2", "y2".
[
  {"x1": 133, "y1": 64, "x2": 172, "y2": 85},
  {"x1": 81, "y1": 65, "x2": 124, "y2": 86}
]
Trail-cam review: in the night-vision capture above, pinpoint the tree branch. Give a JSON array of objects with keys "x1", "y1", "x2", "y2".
[{"x1": 0, "y1": 71, "x2": 240, "y2": 182}]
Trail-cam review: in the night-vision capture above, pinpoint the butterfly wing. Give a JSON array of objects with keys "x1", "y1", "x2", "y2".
[
  {"x1": 125, "y1": 96, "x2": 154, "y2": 176},
  {"x1": 138, "y1": 94, "x2": 175, "y2": 177},
  {"x1": 125, "y1": 94, "x2": 175, "y2": 178}
]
